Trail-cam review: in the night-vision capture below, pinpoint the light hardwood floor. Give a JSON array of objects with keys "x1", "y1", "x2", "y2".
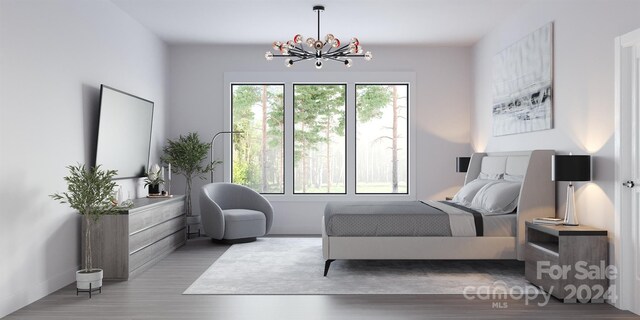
[{"x1": 5, "y1": 237, "x2": 639, "y2": 320}]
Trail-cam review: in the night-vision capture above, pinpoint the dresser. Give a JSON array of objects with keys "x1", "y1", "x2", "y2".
[{"x1": 83, "y1": 196, "x2": 186, "y2": 280}]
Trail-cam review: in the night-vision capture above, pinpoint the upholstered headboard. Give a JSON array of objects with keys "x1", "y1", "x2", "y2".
[{"x1": 464, "y1": 150, "x2": 556, "y2": 260}]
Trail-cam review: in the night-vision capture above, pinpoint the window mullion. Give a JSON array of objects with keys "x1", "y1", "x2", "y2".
[
  {"x1": 346, "y1": 82, "x2": 356, "y2": 196},
  {"x1": 284, "y1": 83, "x2": 295, "y2": 196}
]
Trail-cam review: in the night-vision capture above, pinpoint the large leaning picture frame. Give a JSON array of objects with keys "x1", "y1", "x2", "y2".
[{"x1": 492, "y1": 22, "x2": 553, "y2": 136}]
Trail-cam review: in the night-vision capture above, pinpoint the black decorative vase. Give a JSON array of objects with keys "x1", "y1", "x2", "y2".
[{"x1": 148, "y1": 184, "x2": 160, "y2": 195}]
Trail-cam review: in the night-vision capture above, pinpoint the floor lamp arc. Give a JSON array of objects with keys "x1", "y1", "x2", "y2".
[{"x1": 210, "y1": 131, "x2": 243, "y2": 183}]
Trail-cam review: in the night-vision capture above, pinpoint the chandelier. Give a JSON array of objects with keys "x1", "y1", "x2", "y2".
[{"x1": 265, "y1": 5, "x2": 372, "y2": 69}]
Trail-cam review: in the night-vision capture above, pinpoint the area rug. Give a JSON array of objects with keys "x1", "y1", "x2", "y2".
[{"x1": 183, "y1": 238, "x2": 537, "y2": 294}]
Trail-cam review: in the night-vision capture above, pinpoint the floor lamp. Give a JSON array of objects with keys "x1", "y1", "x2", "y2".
[
  {"x1": 552, "y1": 154, "x2": 592, "y2": 226},
  {"x1": 210, "y1": 131, "x2": 243, "y2": 183}
]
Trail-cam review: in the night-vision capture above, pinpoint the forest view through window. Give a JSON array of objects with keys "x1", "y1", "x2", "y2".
[
  {"x1": 230, "y1": 82, "x2": 409, "y2": 196},
  {"x1": 231, "y1": 84, "x2": 284, "y2": 193},
  {"x1": 356, "y1": 84, "x2": 408, "y2": 193},
  {"x1": 294, "y1": 84, "x2": 346, "y2": 194}
]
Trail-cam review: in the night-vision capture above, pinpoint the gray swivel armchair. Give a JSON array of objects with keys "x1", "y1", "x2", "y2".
[{"x1": 200, "y1": 183, "x2": 273, "y2": 243}]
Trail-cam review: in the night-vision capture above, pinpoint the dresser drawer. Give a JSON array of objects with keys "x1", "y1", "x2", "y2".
[
  {"x1": 129, "y1": 228, "x2": 186, "y2": 272},
  {"x1": 129, "y1": 201, "x2": 184, "y2": 234},
  {"x1": 129, "y1": 215, "x2": 185, "y2": 253}
]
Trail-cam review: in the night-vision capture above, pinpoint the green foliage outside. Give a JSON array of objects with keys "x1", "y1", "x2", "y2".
[
  {"x1": 231, "y1": 84, "x2": 407, "y2": 194},
  {"x1": 232, "y1": 85, "x2": 284, "y2": 193},
  {"x1": 293, "y1": 85, "x2": 346, "y2": 193}
]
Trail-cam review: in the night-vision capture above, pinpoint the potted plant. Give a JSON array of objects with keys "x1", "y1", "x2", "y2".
[
  {"x1": 50, "y1": 164, "x2": 129, "y2": 296},
  {"x1": 161, "y1": 132, "x2": 221, "y2": 217},
  {"x1": 144, "y1": 163, "x2": 164, "y2": 195}
]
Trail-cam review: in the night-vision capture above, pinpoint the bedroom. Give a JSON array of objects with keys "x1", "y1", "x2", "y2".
[{"x1": 1, "y1": 0, "x2": 640, "y2": 319}]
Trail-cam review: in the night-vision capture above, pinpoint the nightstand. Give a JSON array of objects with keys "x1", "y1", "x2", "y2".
[{"x1": 524, "y1": 221, "x2": 609, "y2": 303}]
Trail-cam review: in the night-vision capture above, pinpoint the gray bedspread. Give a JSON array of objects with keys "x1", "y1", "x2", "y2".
[{"x1": 324, "y1": 201, "x2": 452, "y2": 236}]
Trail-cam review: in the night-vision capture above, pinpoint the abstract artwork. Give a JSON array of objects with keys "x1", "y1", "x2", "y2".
[{"x1": 492, "y1": 23, "x2": 553, "y2": 136}]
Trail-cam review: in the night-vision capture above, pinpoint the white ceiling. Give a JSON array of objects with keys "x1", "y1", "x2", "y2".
[{"x1": 111, "y1": 0, "x2": 529, "y2": 45}]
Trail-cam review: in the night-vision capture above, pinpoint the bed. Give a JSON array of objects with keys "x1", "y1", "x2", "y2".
[{"x1": 322, "y1": 150, "x2": 555, "y2": 275}]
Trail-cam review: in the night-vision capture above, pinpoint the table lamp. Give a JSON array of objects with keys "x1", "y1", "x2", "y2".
[
  {"x1": 456, "y1": 157, "x2": 470, "y2": 173},
  {"x1": 552, "y1": 154, "x2": 591, "y2": 226}
]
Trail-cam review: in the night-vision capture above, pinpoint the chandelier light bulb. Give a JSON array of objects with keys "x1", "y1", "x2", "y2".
[
  {"x1": 332, "y1": 38, "x2": 341, "y2": 48},
  {"x1": 315, "y1": 60, "x2": 323, "y2": 69},
  {"x1": 306, "y1": 38, "x2": 316, "y2": 48},
  {"x1": 344, "y1": 58, "x2": 352, "y2": 68},
  {"x1": 351, "y1": 37, "x2": 360, "y2": 46},
  {"x1": 273, "y1": 41, "x2": 282, "y2": 50},
  {"x1": 314, "y1": 40, "x2": 324, "y2": 50},
  {"x1": 286, "y1": 59, "x2": 294, "y2": 67},
  {"x1": 294, "y1": 34, "x2": 303, "y2": 44},
  {"x1": 325, "y1": 33, "x2": 335, "y2": 43},
  {"x1": 364, "y1": 51, "x2": 372, "y2": 61},
  {"x1": 265, "y1": 51, "x2": 273, "y2": 61}
]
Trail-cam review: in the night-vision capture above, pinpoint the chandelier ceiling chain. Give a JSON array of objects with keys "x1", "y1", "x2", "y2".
[{"x1": 265, "y1": 5, "x2": 372, "y2": 69}]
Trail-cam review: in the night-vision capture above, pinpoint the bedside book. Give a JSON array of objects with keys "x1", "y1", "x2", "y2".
[{"x1": 532, "y1": 217, "x2": 564, "y2": 225}]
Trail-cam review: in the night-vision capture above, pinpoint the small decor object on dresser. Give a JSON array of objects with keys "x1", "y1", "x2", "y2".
[
  {"x1": 145, "y1": 163, "x2": 164, "y2": 196},
  {"x1": 50, "y1": 164, "x2": 131, "y2": 297}
]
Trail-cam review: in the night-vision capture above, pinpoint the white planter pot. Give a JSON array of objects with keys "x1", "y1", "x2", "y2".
[{"x1": 76, "y1": 269, "x2": 103, "y2": 290}]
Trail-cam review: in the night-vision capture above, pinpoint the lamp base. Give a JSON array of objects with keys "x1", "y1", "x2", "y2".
[{"x1": 564, "y1": 183, "x2": 579, "y2": 226}]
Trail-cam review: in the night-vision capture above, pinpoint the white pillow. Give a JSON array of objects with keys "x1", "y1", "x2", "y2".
[
  {"x1": 452, "y1": 179, "x2": 493, "y2": 206},
  {"x1": 478, "y1": 172, "x2": 503, "y2": 180},
  {"x1": 504, "y1": 173, "x2": 524, "y2": 182},
  {"x1": 470, "y1": 180, "x2": 521, "y2": 215}
]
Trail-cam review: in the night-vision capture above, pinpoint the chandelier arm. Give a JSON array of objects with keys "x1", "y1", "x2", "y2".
[
  {"x1": 325, "y1": 56, "x2": 345, "y2": 62},
  {"x1": 325, "y1": 45, "x2": 335, "y2": 55},
  {"x1": 288, "y1": 47, "x2": 309, "y2": 55},
  {"x1": 271, "y1": 53, "x2": 311, "y2": 58},
  {"x1": 332, "y1": 44, "x2": 352, "y2": 54},
  {"x1": 292, "y1": 56, "x2": 315, "y2": 63}
]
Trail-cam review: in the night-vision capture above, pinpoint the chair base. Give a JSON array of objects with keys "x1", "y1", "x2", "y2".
[{"x1": 212, "y1": 237, "x2": 257, "y2": 244}]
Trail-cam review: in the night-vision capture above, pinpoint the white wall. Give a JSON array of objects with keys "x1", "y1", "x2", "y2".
[
  {"x1": 471, "y1": 0, "x2": 640, "y2": 302},
  {"x1": 168, "y1": 44, "x2": 473, "y2": 234},
  {"x1": 0, "y1": 0, "x2": 167, "y2": 317}
]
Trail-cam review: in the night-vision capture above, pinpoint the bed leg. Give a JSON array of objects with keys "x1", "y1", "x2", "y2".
[{"x1": 324, "y1": 259, "x2": 335, "y2": 277}]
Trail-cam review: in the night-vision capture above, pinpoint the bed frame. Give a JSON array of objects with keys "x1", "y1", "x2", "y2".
[{"x1": 322, "y1": 150, "x2": 555, "y2": 275}]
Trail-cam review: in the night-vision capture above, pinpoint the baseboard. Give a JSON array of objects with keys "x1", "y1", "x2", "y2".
[
  {"x1": 0, "y1": 265, "x2": 77, "y2": 318},
  {"x1": 265, "y1": 234, "x2": 321, "y2": 238}
]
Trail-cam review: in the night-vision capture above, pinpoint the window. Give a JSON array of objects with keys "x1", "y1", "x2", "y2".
[
  {"x1": 231, "y1": 84, "x2": 284, "y2": 193},
  {"x1": 293, "y1": 84, "x2": 346, "y2": 194},
  {"x1": 355, "y1": 84, "x2": 409, "y2": 194},
  {"x1": 227, "y1": 73, "x2": 413, "y2": 197}
]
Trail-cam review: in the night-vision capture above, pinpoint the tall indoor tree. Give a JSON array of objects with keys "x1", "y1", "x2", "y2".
[{"x1": 161, "y1": 132, "x2": 220, "y2": 216}]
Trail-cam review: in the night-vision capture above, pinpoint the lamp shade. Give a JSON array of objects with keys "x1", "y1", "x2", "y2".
[
  {"x1": 456, "y1": 157, "x2": 471, "y2": 173},
  {"x1": 552, "y1": 155, "x2": 591, "y2": 182}
]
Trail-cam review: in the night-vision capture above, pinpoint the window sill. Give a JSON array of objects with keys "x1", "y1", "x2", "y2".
[{"x1": 264, "y1": 193, "x2": 416, "y2": 203}]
